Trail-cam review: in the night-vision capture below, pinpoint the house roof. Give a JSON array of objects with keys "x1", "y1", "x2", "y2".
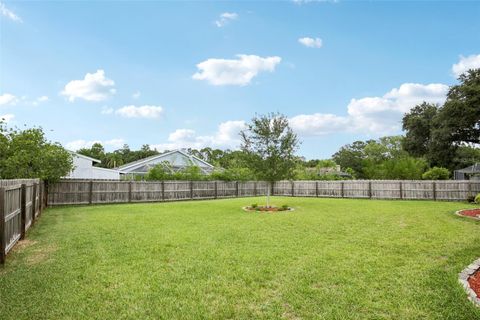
[
  {"x1": 70, "y1": 151, "x2": 101, "y2": 163},
  {"x1": 116, "y1": 149, "x2": 214, "y2": 172},
  {"x1": 455, "y1": 163, "x2": 480, "y2": 174}
]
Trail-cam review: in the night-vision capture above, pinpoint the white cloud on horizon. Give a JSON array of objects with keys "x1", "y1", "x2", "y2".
[
  {"x1": 290, "y1": 82, "x2": 448, "y2": 136},
  {"x1": 452, "y1": 54, "x2": 480, "y2": 77},
  {"x1": 115, "y1": 105, "x2": 164, "y2": 119},
  {"x1": 61, "y1": 70, "x2": 116, "y2": 102},
  {"x1": 298, "y1": 37, "x2": 323, "y2": 48},
  {"x1": 192, "y1": 54, "x2": 281, "y2": 86},
  {"x1": 0, "y1": 93, "x2": 18, "y2": 106},
  {"x1": 0, "y1": 2, "x2": 22, "y2": 22},
  {"x1": 152, "y1": 120, "x2": 246, "y2": 151},
  {"x1": 215, "y1": 12, "x2": 238, "y2": 27}
]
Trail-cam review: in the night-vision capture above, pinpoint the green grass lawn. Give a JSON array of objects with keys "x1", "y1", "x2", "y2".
[{"x1": 1, "y1": 197, "x2": 480, "y2": 319}]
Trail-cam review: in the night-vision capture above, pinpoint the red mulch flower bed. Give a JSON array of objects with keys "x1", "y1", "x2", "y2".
[
  {"x1": 244, "y1": 206, "x2": 292, "y2": 212},
  {"x1": 458, "y1": 209, "x2": 480, "y2": 218},
  {"x1": 469, "y1": 270, "x2": 480, "y2": 297}
]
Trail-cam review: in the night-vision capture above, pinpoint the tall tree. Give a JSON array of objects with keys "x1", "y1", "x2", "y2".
[
  {"x1": 332, "y1": 140, "x2": 369, "y2": 178},
  {"x1": 240, "y1": 113, "x2": 300, "y2": 207},
  {"x1": 402, "y1": 102, "x2": 439, "y2": 157},
  {"x1": 402, "y1": 69, "x2": 480, "y2": 169}
]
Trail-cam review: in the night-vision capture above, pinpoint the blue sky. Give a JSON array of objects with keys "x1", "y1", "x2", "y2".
[{"x1": 1, "y1": 1, "x2": 479, "y2": 159}]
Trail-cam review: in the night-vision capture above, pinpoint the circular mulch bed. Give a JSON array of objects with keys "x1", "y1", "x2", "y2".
[
  {"x1": 469, "y1": 270, "x2": 480, "y2": 299},
  {"x1": 242, "y1": 206, "x2": 294, "y2": 213},
  {"x1": 456, "y1": 209, "x2": 480, "y2": 220}
]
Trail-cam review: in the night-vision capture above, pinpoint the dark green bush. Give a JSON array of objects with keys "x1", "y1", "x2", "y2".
[{"x1": 475, "y1": 193, "x2": 480, "y2": 204}]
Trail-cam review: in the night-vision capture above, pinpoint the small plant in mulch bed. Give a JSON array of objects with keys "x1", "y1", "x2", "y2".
[{"x1": 243, "y1": 204, "x2": 293, "y2": 212}]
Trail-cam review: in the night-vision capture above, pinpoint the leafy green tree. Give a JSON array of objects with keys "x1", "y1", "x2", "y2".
[
  {"x1": 0, "y1": 123, "x2": 73, "y2": 183},
  {"x1": 145, "y1": 162, "x2": 173, "y2": 181},
  {"x1": 402, "y1": 69, "x2": 480, "y2": 169},
  {"x1": 402, "y1": 102, "x2": 439, "y2": 157},
  {"x1": 332, "y1": 141, "x2": 368, "y2": 178},
  {"x1": 77, "y1": 142, "x2": 106, "y2": 164},
  {"x1": 240, "y1": 113, "x2": 300, "y2": 207},
  {"x1": 422, "y1": 167, "x2": 450, "y2": 180},
  {"x1": 363, "y1": 156, "x2": 428, "y2": 180}
]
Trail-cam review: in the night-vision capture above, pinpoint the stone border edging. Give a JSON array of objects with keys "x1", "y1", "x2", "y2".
[
  {"x1": 455, "y1": 209, "x2": 480, "y2": 307},
  {"x1": 455, "y1": 209, "x2": 480, "y2": 221},
  {"x1": 459, "y1": 258, "x2": 480, "y2": 307}
]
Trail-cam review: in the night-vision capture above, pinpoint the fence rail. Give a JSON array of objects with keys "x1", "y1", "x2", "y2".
[
  {"x1": 1, "y1": 179, "x2": 45, "y2": 264},
  {"x1": 47, "y1": 179, "x2": 480, "y2": 206}
]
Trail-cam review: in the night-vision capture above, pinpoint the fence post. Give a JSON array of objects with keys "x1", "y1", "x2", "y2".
[
  {"x1": 20, "y1": 184, "x2": 26, "y2": 240},
  {"x1": 316, "y1": 181, "x2": 319, "y2": 197},
  {"x1": 236, "y1": 181, "x2": 239, "y2": 198},
  {"x1": 271, "y1": 182, "x2": 274, "y2": 197},
  {"x1": 0, "y1": 187, "x2": 6, "y2": 264},
  {"x1": 432, "y1": 181, "x2": 437, "y2": 201},
  {"x1": 128, "y1": 181, "x2": 132, "y2": 203},
  {"x1": 214, "y1": 181, "x2": 218, "y2": 199},
  {"x1": 468, "y1": 181, "x2": 472, "y2": 199},
  {"x1": 39, "y1": 182, "x2": 44, "y2": 214},
  {"x1": 31, "y1": 183, "x2": 37, "y2": 227},
  {"x1": 88, "y1": 180, "x2": 93, "y2": 205},
  {"x1": 161, "y1": 181, "x2": 165, "y2": 201},
  {"x1": 399, "y1": 181, "x2": 403, "y2": 200},
  {"x1": 254, "y1": 181, "x2": 257, "y2": 197},
  {"x1": 190, "y1": 181, "x2": 194, "y2": 199},
  {"x1": 368, "y1": 181, "x2": 372, "y2": 199},
  {"x1": 32, "y1": 183, "x2": 37, "y2": 219},
  {"x1": 291, "y1": 181, "x2": 295, "y2": 197},
  {"x1": 340, "y1": 181, "x2": 344, "y2": 198}
]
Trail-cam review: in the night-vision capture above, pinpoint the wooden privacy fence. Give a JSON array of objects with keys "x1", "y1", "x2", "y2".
[
  {"x1": 1, "y1": 179, "x2": 45, "y2": 264},
  {"x1": 47, "y1": 179, "x2": 480, "y2": 206}
]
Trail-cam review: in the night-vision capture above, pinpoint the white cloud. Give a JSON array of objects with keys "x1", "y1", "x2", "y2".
[
  {"x1": 193, "y1": 54, "x2": 281, "y2": 86},
  {"x1": 152, "y1": 120, "x2": 246, "y2": 151},
  {"x1": 65, "y1": 138, "x2": 125, "y2": 151},
  {"x1": 0, "y1": 113, "x2": 15, "y2": 123},
  {"x1": 115, "y1": 105, "x2": 163, "y2": 119},
  {"x1": 61, "y1": 69, "x2": 116, "y2": 102},
  {"x1": 290, "y1": 82, "x2": 448, "y2": 136},
  {"x1": 452, "y1": 54, "x2": 480, "y2": 77},
  {"x1": 0, "y1": 2, "x2": 22, "y2": 22},
  {"x1": 132, "y1": 91, "x2": 141, "y2": 99},
  {"x1": 101, "y1": 106, "x2": 114, "y2": 115},
  {"x1": 0, "y1": 93, "x2": 18, "y2": 106},
  {"x1": 32, "y1": 95, "x2": 49, "y2": 106},
  {"x1": 298, "y1": 37, "x2": 323, "y2": 48},
  {"x1": 290, "y1": 113, "x2": 349, "y2": 135},
  {"x1": 215, "y1": 12, "x2": 238, "y2": 27}
]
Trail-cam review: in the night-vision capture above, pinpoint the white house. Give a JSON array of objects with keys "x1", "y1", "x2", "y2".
[
  {"x1": 116, "y1": 149, "x2": 215, "y2": 178},
  {"x1": 65, "y1": 152, "x2": 121, "y2": 180}
]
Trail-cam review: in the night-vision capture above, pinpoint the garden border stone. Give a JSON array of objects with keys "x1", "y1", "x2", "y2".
[
  {"x1": 459, "y1": 258, "x2": 480, "y2": 307},
  {"x1": 456, "y1": 209, "x2": 480, "y2": 307}
]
